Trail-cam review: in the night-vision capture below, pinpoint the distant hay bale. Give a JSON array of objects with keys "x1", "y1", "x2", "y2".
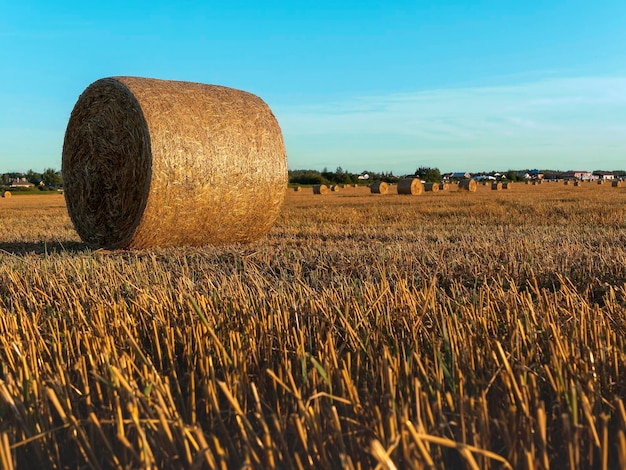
[
  {"x1": 2, "y1": 191, "x2": 11, "y2": 198},
  {"x1": 313, "y1": 184, "x2": 328, "y2": 194},
  {"x1": 62, "y1": 76, "x2": 287, "y2": 249},
  {"x1": 397, "y1": 178, "x2": 423, "y2": 195},
  {"x1": 439, "y1": 183, "x2": 449, "y2": 191},
  {"x1": 294, "y1": 186, "x2": 302, "y2": 192},
  {"x1": 564, "y1": 180, "x2": 571, "y2": 186},
  {"x1": 424, "y1": 183, "x2": 439, "y2": 192},
  {"x1": 458, "y1": 179, "x2": 477, "y2": 192},
  {"x1": 573, "y1": 181, "x2": 581, "y2": 186},
  {"x1": 370, "y1": 182, "x2": 388, "y2": 194},
  {"x1": 491, "y1": 182, "x2": 502, "y2": 190},
  {"x1": 502, "y1": 182, "x2": 512, "y2": 190},
  {"x1": 612, "y1": 180, "x2": 622, "y2": 187},
  {"x1": 331, "y1": 185, "x2": 340, "y2": 192}
]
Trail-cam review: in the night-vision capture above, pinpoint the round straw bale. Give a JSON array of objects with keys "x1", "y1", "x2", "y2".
[
  {"x1": 331, "y1": 185, "x2": 340, "y2": 192},
  {"x1": 439, "y1": 183, "x2": 449, "y2": 191},
  {"x1": 370, "y1": 181, "x2": 388, "y2": 194},
  {"x1": 502, "y1": 182, "x2": 512, "y2": 190},
  {"x1": 2, "y1": 191, "x2": 11, "y2": 198},
  {"x1": 458, "y1": 179, "x2": 477, "y2": 192},
  {"x1": 491, "y1": 182, "x2": 502, "y2": 190},
  {"x1": 424, "y1": 182, "x2": 439, "y2": 192},
  {"x1": 313, "y1": 184, "x2": 328, "y2": 194},
  {"x1": 62, "y1": 76, "x2": 287, "y2": 249},
  {"x1": 597, "y1": 180, "x2": 604, "y2": 185},
  {"x1": 397, "y1": 178, "x2": 423, "y2": 195},
  {"x1": 294, "y1": 186, "x2": 302, "y2": 192},
  {"x1": 612, "y1": 180, "x2": 622, "y2": 187},
  {"x1": 573, "y1": 180, "x2": 581, "y2": 186}
]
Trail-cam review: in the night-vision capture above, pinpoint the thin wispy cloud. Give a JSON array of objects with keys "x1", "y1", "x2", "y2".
[{"x1": 277, "y1": 77, "x2": 626, "y2": 173}]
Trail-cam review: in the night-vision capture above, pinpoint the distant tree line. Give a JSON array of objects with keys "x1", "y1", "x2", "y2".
[
  {"x1": 289, "y1": 167, "x2": 400, "y2": 185},
  {"x1": 0, "y1": 168, "x2": 63, "y2": 190},
  {"x1": 290, "y1": 166, "x2": 626, "y2": 186}
]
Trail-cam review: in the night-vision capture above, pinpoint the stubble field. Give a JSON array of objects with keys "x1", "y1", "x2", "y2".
[{"x1": 1, "y1": 182, "x2": 625, "y2": 469}]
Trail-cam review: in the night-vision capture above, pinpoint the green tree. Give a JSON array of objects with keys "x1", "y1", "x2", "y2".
[
  {"x1": 415, "y1": 167, "x2": 441, "y2": 183},
  {"x1": 42, "y1": 168, "x2": 63, "y2": 187},
  {"x1": 505, "y1": 170, "x2": 518, "y2": 181}
]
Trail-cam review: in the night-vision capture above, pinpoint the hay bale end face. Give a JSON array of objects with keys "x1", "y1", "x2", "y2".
[
  {"x1": 62, "y1": 77, "x2": 287, "y2": 249},
  {"x1": 2, "y1": 191, "x2": 11, "y2": 198},
  {"x1": 491, "y1": 182, "x2": 502, "y2": 190},
  {"x1": 424, "y1": 182, "x2": 439, "y2": 192},
  {"x1": 458, "y1": 179, "x2": 477, "y2": 192},
  {"x1": 370, "y1": 182, "x2": 388, "y2": 194},
  {"x1": 612, "y1": 180, "x2": 623, "y2": 187},
  {"x1": 397, "y1": 178, "x2": 423, "y2": 195},
  {"x1": 313, "y1": 184, "x2": 328, "y2": 195}
]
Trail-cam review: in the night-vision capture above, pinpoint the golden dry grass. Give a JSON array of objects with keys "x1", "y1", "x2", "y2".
[{"x1": 0, "y1": 184, "x2": 626, "y2": 469}]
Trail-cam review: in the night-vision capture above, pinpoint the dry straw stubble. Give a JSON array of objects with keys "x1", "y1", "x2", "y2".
[
  {"x1": 397, "y1": 178, "x2": 423, "y2": 195},
  {"x1": 62, "y1": 76, "x2": 287, "y2": 249}
]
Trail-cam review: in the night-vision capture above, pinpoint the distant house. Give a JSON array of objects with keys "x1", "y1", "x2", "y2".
[
  {"x1": 9, "y1": 177, "x2": 34, "y2": 188},
  {"x1": 597, "y1": 173, "x2": 614, "y2": 180},
  {"x1": 565, "y1": 171, "x2": 592, "y2": 181},
  {"x1": 450, "y1": 172, "x2": 471, "y2": 179},
  {"x1": 528, "y1": 169, "x2": 544, "y2": 180}
]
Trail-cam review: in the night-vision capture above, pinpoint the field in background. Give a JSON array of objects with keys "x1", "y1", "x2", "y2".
[{"x1": 1, "y1": 183, "x2": 626, "y2": 469}]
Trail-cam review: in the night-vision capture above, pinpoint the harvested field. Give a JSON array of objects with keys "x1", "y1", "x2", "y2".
[{"x1": 1, "y1": 185, "x2": 626, "y2": 468}]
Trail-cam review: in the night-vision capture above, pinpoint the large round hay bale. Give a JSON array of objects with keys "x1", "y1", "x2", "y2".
[
  {"x1": 439, "y1": 183, "x2": 449, "y2": 191},
  {"x1": 612, "y1": 180, "x2": 622, "y2": 187},
  {"x1": 491, "y1": 182, "x2": 502, "y2": 190},
  {"x1": 370, "y1": 182, "x2": 388, "y2": 194},
  {"x1": 62, "y1": 76, "x2": 287, "y2": 249},
  {"x1": 397, "y1": 178, "x2": 423, "y2": 195},
  {"x1": 313, "y1": 184, "x2": 328, "y2": 194},
  {"x1": 573, "y1": 180, "x2": 581, "y2": 186},
  {"x1": 331, "y1": 185, "x2": 340, "y2": 192},
  {"x1": 424, "y1": 182, "x2": 439, "y2": 192},
  {"x1": 502, "y1": 182, "x2": 512, "y2": 190},
  {"x1": 2, "y1": 191, "x2": 11, "y2": 198},
  {"x1": 293, "y1": 186, "x2": 302, "y2": 192},
  {"x1": 458, "y1": 179, "x2": 477, "y2": 192}
]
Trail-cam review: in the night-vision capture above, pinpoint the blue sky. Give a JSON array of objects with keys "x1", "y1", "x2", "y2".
[{"x1": 1, "y1": 0, "x2": 625, "y2": 175}]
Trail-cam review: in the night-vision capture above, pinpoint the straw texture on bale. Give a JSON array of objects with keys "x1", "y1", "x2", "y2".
[
  {"x1": 370, "y1": 182, "x2": 388, "y2": 194},
  {"x1": 397, "y1": 178, "x2": 423, "y2": 195},
  {"x1": 439, "y1": 183, "x2": 449, "y2": 191},
  {"x1": 313, "y1": 184, "x2": 328, "y2": 195},
  {"x1": 612, "y1": 180, "x2": 622, "y2": 187},
  {"x1": 491, "y1": 182, "x2": 502, "y2": 190},
  {"x1": 458, "y1": 179, "x2": 477, "y2": 192},
  {"x1": 424, "y1": 183, "x2": 439, "y2": 192},
  {"x1": 2, "y1": 191, "x2": 11, "y2": 199},
  {"x1": 62, "y1": 76, "x2": 287, "y2": 249},
  {"x1": 331, "y1": 185, "x2": 340, "y2": 192}
]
